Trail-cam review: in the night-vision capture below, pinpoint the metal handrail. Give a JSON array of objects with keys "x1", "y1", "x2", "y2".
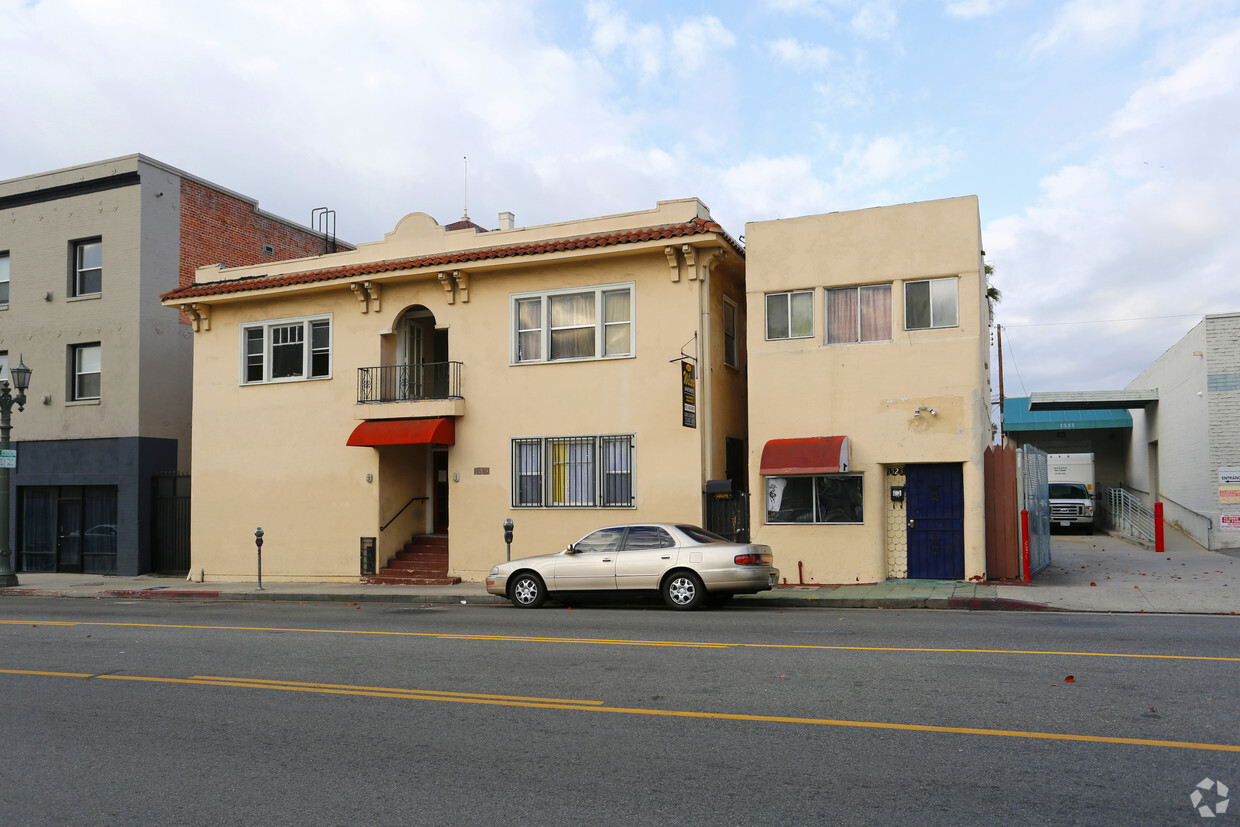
[
  {"x1": 357, "y1": 362, "x2": 463, "y2": 403},
  {"x1": 1099, "y1": 485, "x2": 1155, "y2": 542},
  {"x1": 381, "y1": 495, "x2": 428, "y2": 532}
]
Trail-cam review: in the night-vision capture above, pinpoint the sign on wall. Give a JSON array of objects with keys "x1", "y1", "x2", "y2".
[
  {"x1": 1219, "y1": 468, "x2": 1240, "y2": 504},
  {"x1": 682, "y1": 361, "x2": 696, "y2": 429},
  {"x1": 1220, "y1": 514, "x2": 1240, "y2": 531},
  {"x1": 0, "y1": 448, "x2": 15, "y2": 469}
]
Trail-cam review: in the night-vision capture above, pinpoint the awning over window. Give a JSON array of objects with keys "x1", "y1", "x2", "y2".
[
  {"x1": 760, "y1": 436, "x2": 849, "y2": 475},
  {"x1": 346, "y1": 417, "x2": 456, "y2": 447}
]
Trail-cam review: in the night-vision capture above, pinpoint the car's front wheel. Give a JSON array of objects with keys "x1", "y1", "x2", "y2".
[
  {"x1": 509, "y1": 572, "x2": 547, "y2": 608},
  {"x1": 662, "y1": 571, "x2": 705, "y2": 610}
]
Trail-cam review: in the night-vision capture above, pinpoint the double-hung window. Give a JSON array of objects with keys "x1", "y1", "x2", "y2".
[
  {"x1": 904, "y1": 277, "x2": 958, "y2": 330},
  {"x1": 765, "y1": 290, "x2": 813, "y2": 340},
  {"x1": 72, "y1": 343, "x2": 102, "y2": 400},
  {"x1": 512, "y1": 435, "x2": 635, "y2": 507},
  {"x1": 765, "y1": 474, "x2": 863, "y2": 524},
  {"x1": 826, "y1": 284, "x2": 892, "y2": 344},
  {"x1": 0, "y1": 351, "x2": 8, "y2": 383},
  {"x1": 0, "y1": 251, "x2": 9, "y2": 305},
  {"x1": 72, "y1": 239, "x2": 102, "y2": 296},
  {"x1": 241, "y1": 315, "x2": 331, "y2": 384},
  {"x1": 512, "y1": 283, "x2": 634, "y2": 363}
]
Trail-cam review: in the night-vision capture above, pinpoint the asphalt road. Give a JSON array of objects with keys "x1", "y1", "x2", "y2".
[{"x1": 2, "y1": 597, "x2": 1237, "y2": 825}]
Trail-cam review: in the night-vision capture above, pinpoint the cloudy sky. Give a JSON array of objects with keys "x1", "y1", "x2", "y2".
[{"x1": 3, "y1": 0, "x2": 1238, "y2": 397}]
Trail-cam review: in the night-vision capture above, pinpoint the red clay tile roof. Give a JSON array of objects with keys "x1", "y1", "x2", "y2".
[{"x1": 161, "y1": 217, "x2": 741, "y2": 302}]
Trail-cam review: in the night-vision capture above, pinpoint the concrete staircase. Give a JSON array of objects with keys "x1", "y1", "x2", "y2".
[{"x1": 362, "y1": 535, "x2": 460, "y2": 585}]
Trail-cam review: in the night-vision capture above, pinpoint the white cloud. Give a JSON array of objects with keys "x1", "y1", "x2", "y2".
[
  {"x1": 671, "y1": 16, "x2": 736, "y2": 74},
  {"x1": 987, "y1": 21, "x2": 1240, "y2": 391},
  {"x1": 586, "y1": 1, "x2": 735, "y2": 81},
  {"x1": 767, "y1": 38, "x2": 836, "y2": 69},
  {"x1": 1029, "y1": 0, "x2": 1149, "y2": 54},
  {"x1": 945, "y1": 0, "x2": 1005, "y2": 19},
  {"x1": 765, "y1": 0, "x2": 899, "y2": 38}
]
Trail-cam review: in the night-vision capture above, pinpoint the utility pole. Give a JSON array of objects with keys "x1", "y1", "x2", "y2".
[{"x1": 996, "y1": 323, "x2": 1005, "y2": 442}]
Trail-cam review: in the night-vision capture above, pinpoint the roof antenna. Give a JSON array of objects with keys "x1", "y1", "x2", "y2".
[{"x1": 462, "y1": 156, "x2": 469, "y2": 222}]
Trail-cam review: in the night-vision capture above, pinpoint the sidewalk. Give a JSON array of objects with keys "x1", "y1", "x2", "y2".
[{"x1": 2, "y1": 530, "x2": 1237, "y2": 615}]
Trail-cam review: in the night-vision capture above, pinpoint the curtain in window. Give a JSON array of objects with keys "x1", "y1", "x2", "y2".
[
  {"x1": 603, "y1": 290, "x2": 631, "y2": 356},
  {"x1": 859, "y1": 284, "x2": 892, "y2": 342},
  {"x1": 19, "y1": 488, "x2": 57, "y2": 572},
  {"x1": 826, "y1": 288, "x2": 858, "y2": 344},
  {"x1": 82, "y1": 486, "x2": 118, "y2": 574},
  {"x1": 516, "y1": 298, "x2": 542, "y2": 361},
  {"x1": 514, "y1": 440, "x2": 543, "y2": 506},
  {"x1": 550, "y1": 294, "x2": 595, "y2": 359},
  {"x1": 551, "y1": 438, "x2": 595, "y2": 506},
  {"x1": 602, "y1": 436, "x2": 632, "y2": 505}
]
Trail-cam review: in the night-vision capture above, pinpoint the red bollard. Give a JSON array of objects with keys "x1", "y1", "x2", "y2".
[
  {"x1": 1020, "y1": 509, "x2": 1031, "y2": 582},
  {"x1": 1154, "y1": 501, "x2": 1165, "y2": 552}
]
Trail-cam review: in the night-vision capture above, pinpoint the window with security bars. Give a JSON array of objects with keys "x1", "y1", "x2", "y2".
[{"x1": 512, "y1": 435, "x2": 635, "y2": 507}]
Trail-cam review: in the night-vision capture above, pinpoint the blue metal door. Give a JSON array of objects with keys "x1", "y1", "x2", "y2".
[{"x1": 905, "y1": 463, "x2": 964, "y2": 579}]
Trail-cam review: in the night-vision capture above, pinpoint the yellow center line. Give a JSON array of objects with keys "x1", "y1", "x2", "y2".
[
  {"x1": 3, "y1": 667, "x2": 1237, "y2": 753},
  {"x1": 2, "y1": 618, "x2": 1237, "y2": 662},
  {"x1": 189, "y1": 675, "x2": 605, "y2": 705}
]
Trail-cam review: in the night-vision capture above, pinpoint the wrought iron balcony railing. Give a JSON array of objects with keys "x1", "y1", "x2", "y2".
[{"x1": 357, "y1": 362, "x2": 463, "y2": 403}]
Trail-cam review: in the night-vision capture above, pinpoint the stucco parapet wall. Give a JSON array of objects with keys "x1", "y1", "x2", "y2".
[{"x1": 161, "y1": 214, "x2": 741, "y2": 304}]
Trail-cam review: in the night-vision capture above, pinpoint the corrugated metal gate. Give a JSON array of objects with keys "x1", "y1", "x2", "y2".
[
  {"x1": 151, "y1": 473, "x2": 191, "y2": 575},
  {"x1": 1020, "y1": 446, "x2": 1051, "y2": 577}
]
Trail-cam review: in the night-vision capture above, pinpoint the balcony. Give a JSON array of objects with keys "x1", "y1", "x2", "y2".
[{"x1": 355, "y1": 362, "x2": 465, "y2": 419}]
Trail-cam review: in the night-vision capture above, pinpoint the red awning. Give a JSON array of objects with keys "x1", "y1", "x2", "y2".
[
  {"x1": 759, "y1": 436, "x2": 849, "y2": 475},
  {"x1": 346, "y1": 417, "x2": 456, "y2": 447}
]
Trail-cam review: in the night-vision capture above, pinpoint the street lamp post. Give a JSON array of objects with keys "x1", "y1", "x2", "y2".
[{"x1": 0, "y1": 356, "x2": 33, "y2": 587}]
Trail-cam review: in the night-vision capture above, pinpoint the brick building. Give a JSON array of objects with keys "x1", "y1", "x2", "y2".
[{"x1": 0, "y1": 155, "x2": 348, "y2": 575}]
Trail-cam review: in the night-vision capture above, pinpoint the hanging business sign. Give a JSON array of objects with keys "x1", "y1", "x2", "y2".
[{"x1": 681, "y1": 361, "x2": 696, "y2": 428}]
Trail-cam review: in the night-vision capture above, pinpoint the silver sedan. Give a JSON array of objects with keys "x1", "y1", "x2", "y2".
[{"x1": 486, "y1": 523, "x2": 780, "y2": 610}]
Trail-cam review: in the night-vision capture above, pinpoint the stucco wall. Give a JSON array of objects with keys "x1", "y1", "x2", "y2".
[
  {"x1": 745, "y1": 196, "x2": 990, "y2": 583},
  {"x1": 181, "y1": 202, "x2": 743, "y2": 582}
]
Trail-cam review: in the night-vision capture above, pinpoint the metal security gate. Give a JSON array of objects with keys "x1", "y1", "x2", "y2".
[
  {"x1": 1019, "y1": 446, "x2": 1051, "y2": 576},
  {"x1": 905, "y1": 463, "x2": 965, "y2": 579},
  {"x1": 151, "y1": 473, "x2": 190, "y2": 575},
  {"x1": 704, "y1": 491, "x2": 750, "y2": 543}
]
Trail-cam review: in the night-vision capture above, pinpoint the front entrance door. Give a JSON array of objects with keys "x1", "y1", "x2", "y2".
[
  {"x1": 905, "y1": 463, "x2": 964, "y2": 579},
  {"x1": 56, "y1": 489, "x2": 83, "y2": 573},
  {"x1": 433, "y1": 450, "x2": 449, "y2": 533}
]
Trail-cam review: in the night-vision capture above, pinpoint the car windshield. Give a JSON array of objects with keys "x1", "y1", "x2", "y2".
[
  {"x1": 675, "y1": 525, "x2": 730, "y2": 544},
  {"x1": 1049, "y1": 483, "x2": 1090, "y2": 499}
]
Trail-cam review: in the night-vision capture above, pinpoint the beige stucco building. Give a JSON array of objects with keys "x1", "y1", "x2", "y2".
[
  {"x1": 744, "y1": 196, "x2": 991, "y2": 584},
  {"x1": 161, "y1": 200, "x2": 747, "y2": 583}
]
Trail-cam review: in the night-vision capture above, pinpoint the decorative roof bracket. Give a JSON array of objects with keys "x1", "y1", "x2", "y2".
[
  {"x1": 185, "y1": 302, "x2": 211, "y2": 332},
  {"x1": 438, "y1": 272, "x2": 456, "y2": 304},
  {"x1": 451, "y1": 271, "x2": 469, "y2": 303},
  {"x1": 665, "y1": 246, "x2": 681, "y2": 282}
]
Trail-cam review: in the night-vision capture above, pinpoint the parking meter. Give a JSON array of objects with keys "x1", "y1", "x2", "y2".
[{"x1": 503, "y1": 519, "x2": 514, "y2": 561}]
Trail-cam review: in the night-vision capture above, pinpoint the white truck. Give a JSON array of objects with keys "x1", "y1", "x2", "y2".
[{"x1": 1047, "y1": 453, "x2": 1095, "y2": 534}]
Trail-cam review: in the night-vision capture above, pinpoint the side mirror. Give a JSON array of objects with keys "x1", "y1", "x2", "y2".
[{"x1": 565, "y1": 544, "x2": 577, "y2": 554}]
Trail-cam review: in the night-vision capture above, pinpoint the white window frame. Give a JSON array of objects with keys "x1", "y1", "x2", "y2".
[
  {"x1": 904, "y1": 277, "x2": 959, "y2": 330},
  {"x1": 0, "y1": 251, "x2": 9, "y2": 306},
  {"x1": 510, "y1": 282, "x2": 635, "y2": 364},
  {"x1": 826, "y1": 283, "x2": 892, "y2": 344},
  {"x1": 765, "y1": 473, "x2": 863, "y2": 525},
  {"x1": 765, "y1": 289, "x2": 814, "y2": 340},
  {"x1": 240, "y1": 314, "x2": 332, "y2": 385},
  {"x1": 0, "y1": 351, "x2": 8, "y2": 383},
  {"x1": 72, "y1": 343, "x2": 102, "y2": 401},
  {"x1": 511, "y1": 434, "x2": 635, "y2": 508},
  {"x1": 722, "y1": 295, "x2": 738, "y2": 367},
  {"x1": 72, "y1": 239, "x2": 102, "y2": 297}
]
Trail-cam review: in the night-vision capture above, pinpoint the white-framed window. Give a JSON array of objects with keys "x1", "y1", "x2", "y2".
[
  {"x1": 0, "y1": 251, "x2": 10, "y2": 305},
  {"x1": 722, "y1": 295, "x2": 738, "y2": 367},
  {"x1": 241, "y1": 315, "x2": 332, "y2": 384},
  {"x1": 904, "y1": 277, "x2": 958, "y2": 330},
  {"x1": 765, "y1": 474, "x2": 863, "y2": 524},
  {"x1": 826, "y1": 284, "x2": 892, "y2": 344},
  {"x1": 511, "y1": 283, "x2": 634, "y2": 364},
  {"x1": 765, "y1": 290, "x2": 814, "y2": 340},
  {"x1": 512, "y1": 434, "x2": 635, "y2": 508},
  {"x1": 0, "y1": 351, "x2": 8, "y2": 383},
  {"x1": 72, "y1": 343, "x2": 102, "y2": 400},
  {"x1": 72, "y1": 239, "x2": 102, "y2": 296}
]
